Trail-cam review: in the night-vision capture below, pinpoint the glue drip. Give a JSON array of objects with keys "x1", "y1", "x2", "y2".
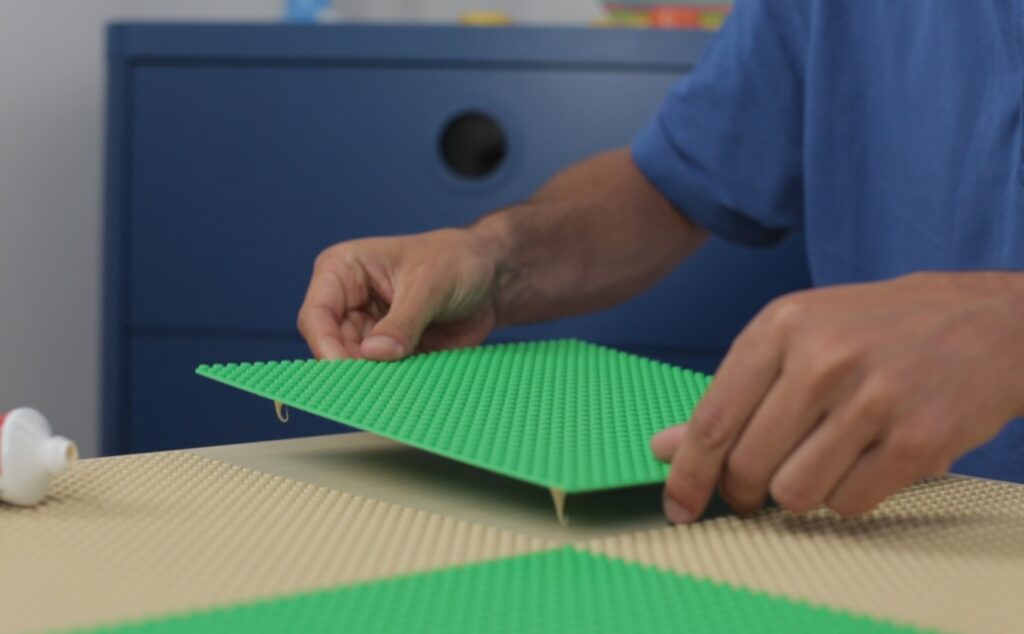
[{"x1": 0, "y1": 408, "x2": 77, "y2": 506}]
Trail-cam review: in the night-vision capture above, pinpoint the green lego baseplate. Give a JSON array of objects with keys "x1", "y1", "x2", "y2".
[
  {"x1": 75, "y1": 548, "x2": 927, "y2": 634},
  {"x1": 196, "y1": 339, "x2": 711, "y2": 493}
]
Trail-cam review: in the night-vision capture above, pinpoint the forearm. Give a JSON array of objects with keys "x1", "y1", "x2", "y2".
[
  {"x1": 1000, "y1": 271, "x2": 1024, "y2": 418},
  {"x1": 945, "y1": 270, "x2": 1024, "y2": 418},
  {"x1": 470, "y1": 148, "x2": 708, "y2": 326}
]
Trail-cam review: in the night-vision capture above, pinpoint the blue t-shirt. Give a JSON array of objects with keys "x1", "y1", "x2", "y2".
[{"x1": 633, "y1": 0, "x2": 1024, "y2": 483}]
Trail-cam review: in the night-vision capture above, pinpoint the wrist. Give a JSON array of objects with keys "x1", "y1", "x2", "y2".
[
  {"x1": 467, "y1": 210, "x2": 522, "y2": 327},
  {"x1": 978, "y1": 271, "x2": 1024, "y2": 418},
  {"x1": 1006, "y1": 272, "x2": 1024, "y2": 417}
]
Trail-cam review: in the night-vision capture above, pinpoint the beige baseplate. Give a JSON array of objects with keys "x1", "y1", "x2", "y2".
[
  {"x1": 273, "y1": 400, "x2": 289, "y2": 422},
  {"x1": 549, "y1": 487, "x2": 568, "y2": 526}
]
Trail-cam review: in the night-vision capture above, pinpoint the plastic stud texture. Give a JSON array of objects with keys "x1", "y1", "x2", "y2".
[
  {"x1": 73, "y1": 548, "x2": 927, "y2": 634},
  {"x1": 196, "y1": 340, "x2": 712, "y2": 493}
]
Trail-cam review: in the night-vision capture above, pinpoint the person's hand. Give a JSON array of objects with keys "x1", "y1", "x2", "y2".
[
  {"x1": 298, "y1": 228, "x2": 498, "y2": 360},
  {"x1": 651, "y1": 272, "x2": 1024, "y2": 523}
]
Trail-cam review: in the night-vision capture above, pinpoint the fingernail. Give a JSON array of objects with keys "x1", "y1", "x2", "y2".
[
  {"x1": 664, "y1": 497, "x2": 694, "y2": 525},
  {"x1": 362, "y1": 336, "x2": 404, "y2": 359}
]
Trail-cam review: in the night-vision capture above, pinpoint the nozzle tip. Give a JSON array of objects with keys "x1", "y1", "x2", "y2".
[{"x1": 40, "y1": 436, "x2": 77, "y2": 475}]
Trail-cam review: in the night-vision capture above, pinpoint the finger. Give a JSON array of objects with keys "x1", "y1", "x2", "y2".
[
  {"x1": 417, "y1": 310, "x2": 495, "y2": 353},
  {"x1": 302, "y1": 307, "x2": 349, "y2": 360},
  {"x1": 768, "y1": 399, "x2": 882, "y2": 514},
  {"x1": 337, "y1": 310, "x2": 380, "y2": 358},
  {"x1": 823, "y1": 434, "x2": 935, "y2": 517},
  {"x1": 298, "y1": 262, "x2": 365, "y2": 359},
  {"x1": 650, "y1": 425, "x2": 684, "y2": 463},
  {"x1": 353, "y1": 310, "x2": 377, "y2": 339},
  {"x1": 362, "y1": 278, "x2": 440, "y2": 361},
  {"x1": 718, "y1": 370, "x2": 829, "y2": 514},
  {"x1": 339, "y1": 319, "x2": 365, "y2": 359},
  {"x1": 663, "y1": 328, "x2": 783, "y2": 524}
]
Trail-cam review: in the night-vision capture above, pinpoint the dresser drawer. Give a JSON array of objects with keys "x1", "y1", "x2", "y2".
[
  {"x1": 105, "y1": 25, "x2": 812, "y2": 455},
  {"x1": 127, "y1": 65, "x2": 684, "y2": 334},
  {"x1": 124, "y1": 335, "x2": 345, "y2": 453}
]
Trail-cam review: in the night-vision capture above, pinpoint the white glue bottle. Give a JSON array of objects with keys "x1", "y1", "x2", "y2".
[{"x1": 0, "y1": 408, "x2": 77, "y2": 506}]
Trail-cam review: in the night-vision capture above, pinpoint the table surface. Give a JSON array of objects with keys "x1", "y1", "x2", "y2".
[
  {"x1": 4, "y1": 430, "x2": 1024, "y2": 634},
  {"x1": 195, "y1": 432, "x2": 677, "y2": 543}
]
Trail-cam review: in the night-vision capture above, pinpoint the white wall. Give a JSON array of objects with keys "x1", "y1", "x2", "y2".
[
  {"x1": 0, "y1": 1, "x2": 280, "y2": 458},
  {"x1": 0, "y1": 1, "x2": 601, "y2": 457}
]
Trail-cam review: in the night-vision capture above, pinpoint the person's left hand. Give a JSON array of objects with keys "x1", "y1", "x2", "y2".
[{"x1": 651, "y1": 271, "x2": 1024, "y2": 524}]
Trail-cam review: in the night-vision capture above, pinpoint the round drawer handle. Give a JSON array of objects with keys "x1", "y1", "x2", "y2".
[{"x1": 439, "y1": 111, "x2": 507, "y2": 180}]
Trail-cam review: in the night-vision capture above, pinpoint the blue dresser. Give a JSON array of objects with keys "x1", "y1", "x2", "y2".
[{"x1": 102, "y1": 24, "x2": 811, "y2": 455}]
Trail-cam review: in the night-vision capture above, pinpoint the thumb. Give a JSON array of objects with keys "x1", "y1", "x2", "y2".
[
  {"x1": 650, "y1": 424, "x2": 686, "y2": 463},
  {"x1": 361, "y1": 281, "x2": 439, "y2": 361}
]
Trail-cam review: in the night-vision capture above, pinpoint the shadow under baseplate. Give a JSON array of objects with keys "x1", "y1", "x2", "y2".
[{"x1": 192, "y1": 432, "x2": 734, "y2": 543}]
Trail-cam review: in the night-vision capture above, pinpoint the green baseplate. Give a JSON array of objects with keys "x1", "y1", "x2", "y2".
[
  {"x1": 196, "y1": 339, "x2": 712, "y2": 493},
  {"x1": 175, "y1": 341, "x2": 927, "y2": 633},
  {"x1": 76, "y1": 549, "x2": 926, "y2": 633}
]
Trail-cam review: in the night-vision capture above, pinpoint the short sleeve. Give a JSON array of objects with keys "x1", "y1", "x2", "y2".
[{"x1": 632, "y1": 0, "x2": 809, "y2": 246}]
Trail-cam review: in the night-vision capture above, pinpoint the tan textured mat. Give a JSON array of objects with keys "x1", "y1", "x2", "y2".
[
  {"x1": 5, "y1": 441, "x2": 1023, "y2": 634},
  {"x1": 193, "y1": 433, "x2": 677, "y2": 542},
  {"x1": 0, "y1": 452, "x2": 553, "y2": 634},
  {"x1": 584, "y1": 477, "x2": 1024, "y2": 634}
]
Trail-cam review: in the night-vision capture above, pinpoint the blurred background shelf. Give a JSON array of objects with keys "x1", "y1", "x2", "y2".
[{"x1": 102, "y1": 23, "x2": 809, "y2": 455}]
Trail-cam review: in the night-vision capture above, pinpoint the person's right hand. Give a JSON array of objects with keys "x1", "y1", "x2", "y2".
[{"x1": 297, "y1": 228, "x2": 499, "y2": 361}]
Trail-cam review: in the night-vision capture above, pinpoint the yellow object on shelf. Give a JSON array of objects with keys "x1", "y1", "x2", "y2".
[
  {"x1": 604, "y1": 9, "x2": 651, "y2": 27},
  {"x1": 459, "y1": 11, "x2": 513, "y2": 26},
  {"x1": 699, "y1": 10, "x2": 727, "y2": 30}
]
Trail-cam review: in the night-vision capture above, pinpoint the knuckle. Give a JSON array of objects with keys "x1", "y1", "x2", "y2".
[
  {"x1": 665, "y1": 465, "x2": 712, "y2": 505},
  {"x1": 760, "y1": 292, "x2": 810, "y2": 334},
  {"x1": 769, "y1": 476, "x2": 819, "y2": 514},
  {"x1": 888, "y1": 425, "x2": 946, "y2": 466},
  {"x1": 731, "y1": 320, "x2": 763, "y2": 348},
  {"x1": 724, "y1": 451, "x2": 762, "y2": 494},
  {"x1": 314, "y1": 244, "x2": 358, "y2": 271},
  {"x1": 805, "y1": 337, "x2": 859, "y2": 391},
  {"x1": 312, "y1": 248, "x2": 336, "y2": 271},
  {"x1": 686, "y1": 410, "x2": 733, "y2": 453},
  {"x1": 730, "y1": 323, "x2": 776, "y2": 364},
  {"x1": 722, "y1": 454, "x2": 769, "y2": 513},
  {"x1": 852, "y1": 374, "x2": 903, "y2": 421}
]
